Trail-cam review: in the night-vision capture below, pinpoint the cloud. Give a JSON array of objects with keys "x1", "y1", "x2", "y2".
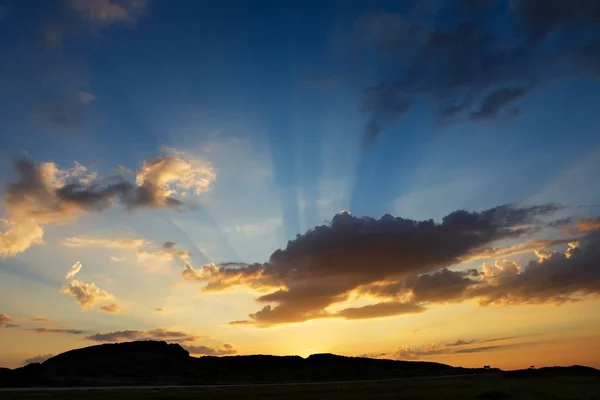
[
  {"x1": 393, "y1": 341, "x2": 510, "y2": 360},
  {"x1": 326, "y1": 2, "x2": 600, "y2": 143},
  {"x1": 31, "y1": 316, "x2": 52, "y2": 323},
  {"x1": 182, "y1": 344, "x2": 237, "y2": 356},
  {"x1": 100, "y1": 303, "x2": 121, "y2": 313},
  {"x1": 359, "y1": 352, "x2": 388, "y2": 359},
  {"x1": 0, "y1": 151, "x2": 215, "y2": 257},
  {"x1": 63, "y1": 236, "x2": 189, "y2": 265},
  {"x1": 334, "y1": 302, "x2": 425, "y2": 320},
  {"x1": 85, "y1": 328, "x2": 199, "y2": 343},
  {"x1": 63, "y1": 237, "x2": 149, "y2": 249},
  {"x1": 23, "y1": 354, "x2": 54, "y2": 365},
  {"x1": 446, "y1": 337, "x2": 515, "y2": 347},
  {"x1": 68, "y1": 0, "x2": 147, "y2": 28},
  {"x1": 124, "y1": 150, "x2": 216, "y2": 210},
  {"x1": 62, "y1": 279, "x2": 115, "y2": 309},
  {"x1": 183, "y1": 204, "x2": 567, "y2": 325},
  {"x1": 34, "y1": 101, "x2": 89, "y2": 132},
  {"x1": 136, "y1": 242, "x2": 190, "y2": 263},
  {"x1": 0, "y1": 313, "x2": 18, "y2": 328},
  {"x1": 359, "y1": 234, "x2": 600, "y2": 307},
  {"x1": 462, "y1": 238, "x2": 576, "y2": 262},
  {"x1": 61, "y1": 262, "x2": 116, "y2": 310},
  {"x1": 65, "y1": 261, "x2": 83, "y2": 279},
  {"x1": 28, "y1": 328, "x2": 86, "y2": 335},
  {"x1": 75, "y1": 91, "x2": 96, "y2": 104},
  {"x1": 469, "y1": 87, "x2": 530, "y2": 120},
  {"x1": 572, "y1": 217, "x2": 600, "y2": 233}
]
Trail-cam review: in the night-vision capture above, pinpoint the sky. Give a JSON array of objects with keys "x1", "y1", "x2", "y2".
[{"x1": 1, "y1": 0, "x2": 600, "y2": 370}]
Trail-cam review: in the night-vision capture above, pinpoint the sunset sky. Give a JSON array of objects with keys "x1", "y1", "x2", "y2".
[{"x1": 1, "y1": 0, "x2": 600, "y2": 370}]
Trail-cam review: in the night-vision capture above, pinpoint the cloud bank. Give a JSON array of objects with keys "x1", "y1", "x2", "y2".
[
  {"x1": 332, "y1": 1, "x2": 600, "y2": 143},
  {"x1": 181, "y1": 205, "x2": 600, "y2": 326}
]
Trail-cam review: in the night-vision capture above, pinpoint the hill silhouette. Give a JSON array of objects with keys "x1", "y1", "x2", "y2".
[
  {"x1": 0, "y1": 340, "x2": 489, "y2": 387},
  {"x1": 0, "y1": 341, "x2": 597, "y2": 388}
]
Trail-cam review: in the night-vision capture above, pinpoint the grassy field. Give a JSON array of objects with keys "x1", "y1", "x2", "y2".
[{"x1": 3, "y1": 375, "x2": 600, "y2": 400}]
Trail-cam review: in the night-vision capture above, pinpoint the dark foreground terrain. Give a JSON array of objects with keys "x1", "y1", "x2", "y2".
[
  {"x1": 1, "y1": 341, "x2": 598, "y2": 399},
  {"x1": 2, "y1": 375, "x2": 600, "y2": 400}
]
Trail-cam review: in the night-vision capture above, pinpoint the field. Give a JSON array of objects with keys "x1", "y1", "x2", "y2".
[{"x1": 3, "y1": 374, "x2": 600, "y2": 400}]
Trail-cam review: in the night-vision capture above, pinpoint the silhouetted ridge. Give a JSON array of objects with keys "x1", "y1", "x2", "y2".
[{"x1": 2, "y1": 340, "x2": 595, "y2": 388}]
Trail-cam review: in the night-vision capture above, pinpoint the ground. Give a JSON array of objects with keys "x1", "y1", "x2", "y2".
[{"x1": 3, "y1": 374, "x2": 600, "y2": 400}]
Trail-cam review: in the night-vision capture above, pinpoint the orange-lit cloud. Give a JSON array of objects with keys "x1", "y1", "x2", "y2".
[
  {"x1": 0, "y1": 151, "x2": 214, "y2": 258},
  {"x1": 0, "y1": 313, "x2": 18, "y2": 328},
  {"x1": 182, "y1": 344, "x2": 237, "y2": 356},
  {"x1": 61, "y1": 262, "x2": 119, "y2": 311},
  {"x1": 572, "y1": 217, "x2": 600, "y2": 233},
  {"x1": 182, "y1": 206, "x2": 596, "y2": 326},
  {"x1": 63, "y1": 237, "x2": 190, "y2": 264},
  {"x1": 100, "y1": 303, "x2": 121, "y2": 313}
]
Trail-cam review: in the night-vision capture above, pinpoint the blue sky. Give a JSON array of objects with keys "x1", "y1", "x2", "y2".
[{"x1": 1, "y1": 0, "x2": 600, "y2": 369}]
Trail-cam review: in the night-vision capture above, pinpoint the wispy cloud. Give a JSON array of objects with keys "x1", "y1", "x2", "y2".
[
  {"x1": 63, "y1": 237, "x2": 149, "y2": 250},
  {"x1": 182, "y1": 344, "x2": 237, "y2": 356},
  {"x1": 0, "y1": 313, "x2": 18, "y2": 328},
  {"x1": 30, "y1": 316, "x2": 52, "y2": 323},
  {"x1": 85, "y1": 328, "x2": 200, "y2": 343},
  {"x1": 100, "y1": 303, "x2": 121, "y2": 313},
  {"x1": 28, "y1": 328, "x2": 86, "y2": 335},
  {"x1": 65, "y1": 261, "x2": 83, "y2": 279},
  {"x1": 23, "y1": 354, "x2": 54, "y2": 365},
  {"x1": 68, "y1": 0, "x2": 147, "y2": 28}
]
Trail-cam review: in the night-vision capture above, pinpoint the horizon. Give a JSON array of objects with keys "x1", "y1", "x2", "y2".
[{"x1": 1, "y1": 0, "x2": 600, "y2": 371}]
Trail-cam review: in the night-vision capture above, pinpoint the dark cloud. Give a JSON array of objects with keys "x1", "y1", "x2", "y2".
[
  {"x1": 182, "y1": 344, "x2": 237, "y2": 356},
  {"x1": 447, "y1": 336, "x2": 515, "y2": 347},
  {"x1": 183, "y1": 204, "x2": 566, "y2": 326},
  {"x1": 335, "y1": 302, "x2": 425, "y2": 320},
  {"x1": 394, "y1": 342, "x2": 509, "y2": 360},
  {"x1": 85, "y1": 328, "x2": 200, "y2": 343},
  {"x1": 328, "y1": 1, "x2": 600, "y2": 143},
  {"x1": 360, "y1": 233, "x2": 600, "y2": 307},
  {"x1": 23, "y1": 354, "x2": 54, "y2": 365},
  {"x1": 28, "y1": 328, "x2": 86, "y2": 335},
  {"x1": 514, "y1": 0, "x2": 600, "y2": 40},
  {"x1": 469, "y1": 87, "x2": 530, "y2": 120}
]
